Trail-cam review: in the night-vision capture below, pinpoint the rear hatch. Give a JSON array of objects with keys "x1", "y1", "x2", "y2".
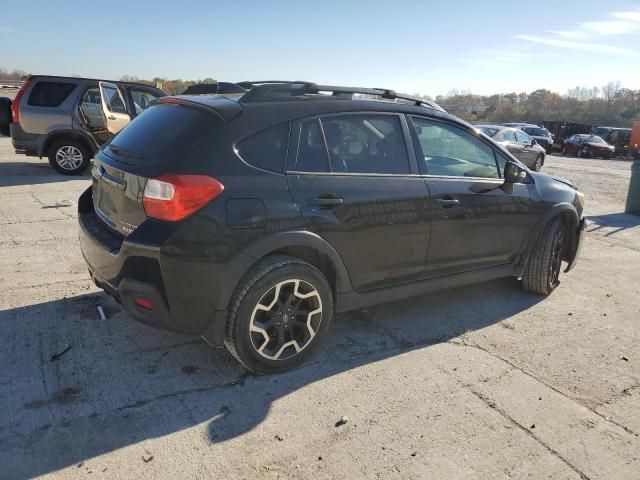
[{"x1": 92, "y1": 97, "x2": 241, "y2": 236}]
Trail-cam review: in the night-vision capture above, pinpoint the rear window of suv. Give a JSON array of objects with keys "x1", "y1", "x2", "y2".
[
  {"x1": 28, "y1": 81, "x2": 76, "y2": 107},
  {"x1": 104, "y1": 104, "x2": 219, "y2": 166}
]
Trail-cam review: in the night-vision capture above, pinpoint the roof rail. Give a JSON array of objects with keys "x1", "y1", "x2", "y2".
[{"x1": 236, "y1": 81, "x2": 445, "y2": 112}]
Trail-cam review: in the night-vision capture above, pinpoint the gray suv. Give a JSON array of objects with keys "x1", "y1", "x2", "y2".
[{"x1": 7, "y1": 75, "x2": 166, "y2": 174}]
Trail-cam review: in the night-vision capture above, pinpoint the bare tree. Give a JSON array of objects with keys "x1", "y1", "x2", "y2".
[{"x1": 601, "y1": 81, "x2": 622, "y2": 104}]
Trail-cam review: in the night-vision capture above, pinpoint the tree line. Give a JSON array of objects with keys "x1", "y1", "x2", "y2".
[
  {"x1": 425, "y1": 82, "x2": 640, "y2": 128},
  {"x1": 0, "y1": 68, "x2": 28, "y2": 81},
  {"x1": 2, "y1": 67, "x2": 638, "y2": 127},
  {"x1": 118, "y1": 75, "x2": 216, "y2": 96}
]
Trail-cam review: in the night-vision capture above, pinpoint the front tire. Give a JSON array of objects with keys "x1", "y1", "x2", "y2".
[
  {"x1": 48, "y1": 140, "x2": 91, "y2": 175},
  {"x1": 224, "y1": 255, "x2": 333, "y2": 374},
  {"x1": 522, "y1": 218, "x2": 565, "y2": 295},
  {"x1": 534, "y1": 154, "x2": 543, "y2": 171}
]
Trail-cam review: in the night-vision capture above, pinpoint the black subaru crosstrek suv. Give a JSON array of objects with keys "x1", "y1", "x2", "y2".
[{"x1": 79, "y1": 82, "x2": 585, "y2": 374}]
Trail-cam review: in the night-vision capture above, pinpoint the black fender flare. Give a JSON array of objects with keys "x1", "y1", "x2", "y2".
[
  {"x1": 37, "y1": 129, "x2": 99, "y2": 158},
  {"x1": 242, "y1": 230, "x2": 352, "y2": 292},
  {"x1": 219, "y1": 230, "x2": 353, "y2": 311},
  {"x1": 515, "y1": 203, "x2": 579, "y2": 277},
  {"x1": 202, "y1": 230, "x2": 353, "y2": 347}
]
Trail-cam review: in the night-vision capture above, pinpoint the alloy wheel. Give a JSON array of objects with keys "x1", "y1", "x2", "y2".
[
  {"x1": 249, "y1": 279, "x2": 322, "y2": 360},
  {"x1": 55, "y1": 145, "x2": 84, "y2": 170}
]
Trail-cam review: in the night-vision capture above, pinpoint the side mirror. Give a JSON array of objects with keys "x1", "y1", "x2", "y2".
[
  {"x1": 531, "y1": 139, "x2": 537, "y2": 146},
  {"x1": 504, "y1": 162, "x2": 527, "y2": 183}
]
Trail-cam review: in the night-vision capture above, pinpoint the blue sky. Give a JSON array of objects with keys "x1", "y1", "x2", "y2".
[{"x1": 2, "y1": 0, "x2": 640, "y2": 96}]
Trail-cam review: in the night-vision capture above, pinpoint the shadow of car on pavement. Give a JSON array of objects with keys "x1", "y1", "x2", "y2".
[
  {"x1": 0, "y1": 159, "x2": 91, "y2": 187},
  {"x1": 586, "y1": 213, "x2": 640, "y2": 236},
  {"x1": 0, "y1": 277, "x2": 543, "y2": 478}
]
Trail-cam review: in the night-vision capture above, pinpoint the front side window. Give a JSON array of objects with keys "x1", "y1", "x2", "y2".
[
  {"x1": 130, "y1": 89, "x2": 161, "y2": 115},
  {"x1": 27, "y1": 81, "x2": 76, "y2": 107},
  {"x1": 411, "y1": 116, "x2": 499, "y2": 179},
  {"x1": 319, "y1": 115, "x2": 410, "y2": 174},
  {"x1": 237, "y1": 123, "x2": 290, "y2": 173},
  {"x1": 102, "y1": 85, "x2": 127, "y2": 114}
]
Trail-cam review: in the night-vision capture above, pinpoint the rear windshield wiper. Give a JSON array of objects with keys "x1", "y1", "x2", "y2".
[{"x1": 108, "y1": 144, "x2": 142, "y2": 161}]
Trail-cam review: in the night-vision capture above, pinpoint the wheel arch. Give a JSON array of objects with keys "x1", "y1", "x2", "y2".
[
  {"x1": 516, "y1": 203, "x2": 579, "y2": 277},
  {"x1": 202, "y1": 231, "x2": 353, "y2": 348},
  {"x1": 240, "y1": 231, "x2": 353, "y2": 297},
  {"x1": 38, "y1": 130, "x2": 98, "y2": 158}
]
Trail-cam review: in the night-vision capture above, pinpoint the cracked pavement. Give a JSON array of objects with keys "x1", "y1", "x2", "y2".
[{"x1": 1, "y1": 135, "x2": 639, "y2": 479}]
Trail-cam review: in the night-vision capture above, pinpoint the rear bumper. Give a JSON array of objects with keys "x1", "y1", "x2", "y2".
[
  {"x1": 78, "y1": 186, "x2": 228, "y2": 343},
  {"x1": 565, "y1": 217, "x2": 586, "y2": 272},
  {"x1": 10, "y1": 123, "x2": 39, "y2": 154}
]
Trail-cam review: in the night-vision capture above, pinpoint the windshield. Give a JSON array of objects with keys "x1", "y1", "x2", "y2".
[
  {"x1": 477, "y1": 126, "x2": 499, "y2": 137},
  {"x1": 583, "y1": 135, "x2": 605, "y2": 144},
  {"x1": 523, "y1": 127, "x2": 550, "y2": 137},
  {"x1": 593, "y1": 128, "x2": 611, "y2": 138}
]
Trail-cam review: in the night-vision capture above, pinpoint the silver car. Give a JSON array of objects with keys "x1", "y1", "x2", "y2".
[
  {"x1": 476, "y1": 124, "x2": 547, "y2": 171},
  {"x1": 7, "y1": 75, "x2": 166, "y2": 174}
]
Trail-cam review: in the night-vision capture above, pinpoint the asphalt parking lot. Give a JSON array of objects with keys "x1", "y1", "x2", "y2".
[{"x1": 1, "y1": 136, "x2": 639, "y2": 479}]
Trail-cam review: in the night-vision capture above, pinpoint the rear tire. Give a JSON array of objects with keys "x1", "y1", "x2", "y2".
[
  {"x1": 224, "y1": 255, "x2": 333, "y2": 375},
  {"x1": 522, "y1": 218, "x2": 565, "y2": 295},
  {"x1": 48, "y1": 140, "x2": 91, "y2": 175}
]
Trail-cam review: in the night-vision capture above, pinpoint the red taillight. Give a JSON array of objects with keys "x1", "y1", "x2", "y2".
[
  {"x1": 11, "y1": 79, "x2": 30, "y2": 124},
  {"x1": 143, "y1": 174, "x2": 224, "y2": 221},
  {"x1": 134, "y1": 297, "x2": 154, "y2": 310}
]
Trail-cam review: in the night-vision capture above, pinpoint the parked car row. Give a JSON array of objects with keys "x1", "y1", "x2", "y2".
[
  {"x1": 488, "y1": 120, "x2": 636, "y2": 160},
  {"x1": 76, "y1": 80, "x2": 585, "y2": 373}
]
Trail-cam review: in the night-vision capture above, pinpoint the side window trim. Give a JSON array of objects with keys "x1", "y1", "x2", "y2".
[
  {"x1": 409, "y1": 115, "x2": 502, "y2": 179},
  {"x1": 286, "y1": 117, "x2": 332, "y2": 174},
  {"x1": 316, "y1": 117, "x2": 335, "y2": 173}
]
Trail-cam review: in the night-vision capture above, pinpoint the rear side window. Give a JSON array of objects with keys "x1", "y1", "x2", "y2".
[
  {"x1": 320, "y1": 115, "x2": 410, "y2": 174},
  {"x1": 105, "y1": 104, "x2": 219, "y2": 166},
  {"x1": 237, "y1": 123, "x2": 290, "y2": 173},
  {"x1": 27, "y1": 81, "x2": 76, "y2": 107}
]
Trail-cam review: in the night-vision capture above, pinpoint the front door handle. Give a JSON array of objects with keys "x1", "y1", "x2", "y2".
[
  {"x1": 436, "y1": 197, "x2": 460, "y2": 208},
  {"x1": 308, "y1": 196, "x2": 344, "y2": 209},
  {"x1": 108, "y1": 115, "x2": 116, "y2": 120}
]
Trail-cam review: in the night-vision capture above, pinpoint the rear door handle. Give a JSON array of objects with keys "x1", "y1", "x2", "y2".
[
  {"x1": 108, "y1": 115, "x2": 116, "y2": 120},
  {"x1": 308, "y1": 196, "x2": 344, "y2": 209},
  {"x1": 436, "y1": 198, "x2": 460, "y2": 208}
]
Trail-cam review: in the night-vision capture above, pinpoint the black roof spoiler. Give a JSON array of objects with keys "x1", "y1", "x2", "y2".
[{"x1": 237, "y1": 81, "x2": 445, "y2": 112}]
